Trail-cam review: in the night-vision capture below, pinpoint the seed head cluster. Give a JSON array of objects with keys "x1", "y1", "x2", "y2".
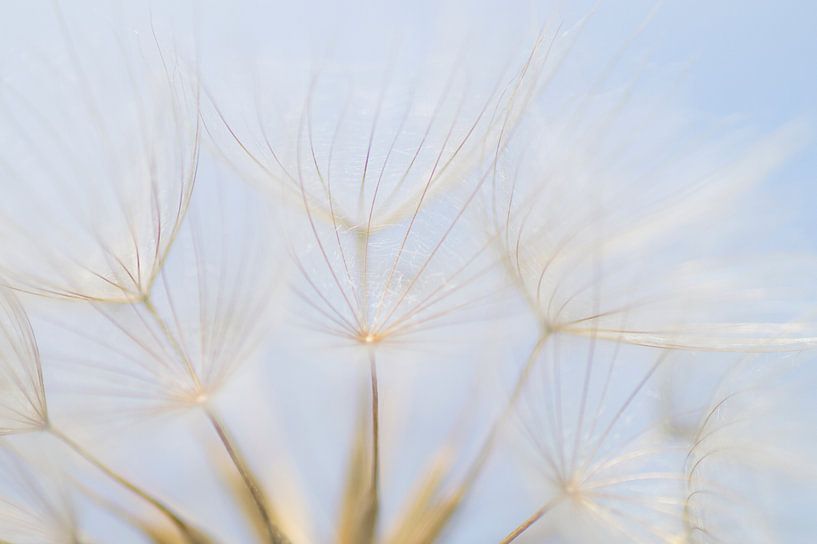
[{"x1": 0, "y1": 2, "x2": 815, "y2": 544}]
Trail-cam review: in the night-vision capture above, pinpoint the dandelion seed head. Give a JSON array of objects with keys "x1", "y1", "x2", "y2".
[
  {"x1": 37, "y1": 170, "x2": 285, "y2": 423},
  {"x1": 0, "y1": 26, "x2": 199, "y2": 304},
  {"x1": 492, "y1": 65, "x2": 817, "y2": 353},
  {"x1": 509, "y1": 337, "x2": 690, "y2": 542},
  {"x1": 0, "y1": 1, "x2": 814, "y2": 543}
]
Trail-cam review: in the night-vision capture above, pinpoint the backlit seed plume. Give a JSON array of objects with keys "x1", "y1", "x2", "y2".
[
  {"x1": 0, "y1": 290, "x2": 47, "y2": 435},
  {"x1": 506, "y1": 337, "x2": 687, "y2": 543},
  {"x1": 210, "y1": 24, "x2": 570, "y2": 348},
  {"x1": 495, "y1": 91, "x2": 817, "y2": 351},
  {"x1": 0, "y1": 18, "x2": 199, "y2": 303},
  {"x1": 45, "y1": 177, "x2": 281, "y2": 417}
]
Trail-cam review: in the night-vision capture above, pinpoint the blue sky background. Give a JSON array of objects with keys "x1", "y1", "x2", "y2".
[{"x1": 650, "y1": 1, "x2": 817, "y2": 252}]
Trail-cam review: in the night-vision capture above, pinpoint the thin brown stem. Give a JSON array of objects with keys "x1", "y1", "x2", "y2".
[
  {"x1": 48, "y1": 427, "x2": 209, "y2": 544},
  {"x1": 204, "y1": 408, "x2": 290, "y2": 544},
  {"x1": 457, "y1": 333, "x2": 550, "y2": 495},
  {"x1": 500, "y1": 499, "x2": 559, "y2": 544}
]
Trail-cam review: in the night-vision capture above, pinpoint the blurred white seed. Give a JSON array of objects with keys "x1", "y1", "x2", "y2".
[{"x1": 0, "y1": 289, "x2": 48, "y2": 435}]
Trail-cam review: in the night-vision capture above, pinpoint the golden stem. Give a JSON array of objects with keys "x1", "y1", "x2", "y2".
[
  {"x1": 500, "y1": 499, "x2": 558, "y2": 544},
  {"x1": 204, "y1": 408, "x2": 291, "y2": 544},
  {"x1": 48, "y1": 427, "x2": 209, "y2": 544},
  {"x1": 369, "y1": 348, "x2": 381, "y2": 533}
]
